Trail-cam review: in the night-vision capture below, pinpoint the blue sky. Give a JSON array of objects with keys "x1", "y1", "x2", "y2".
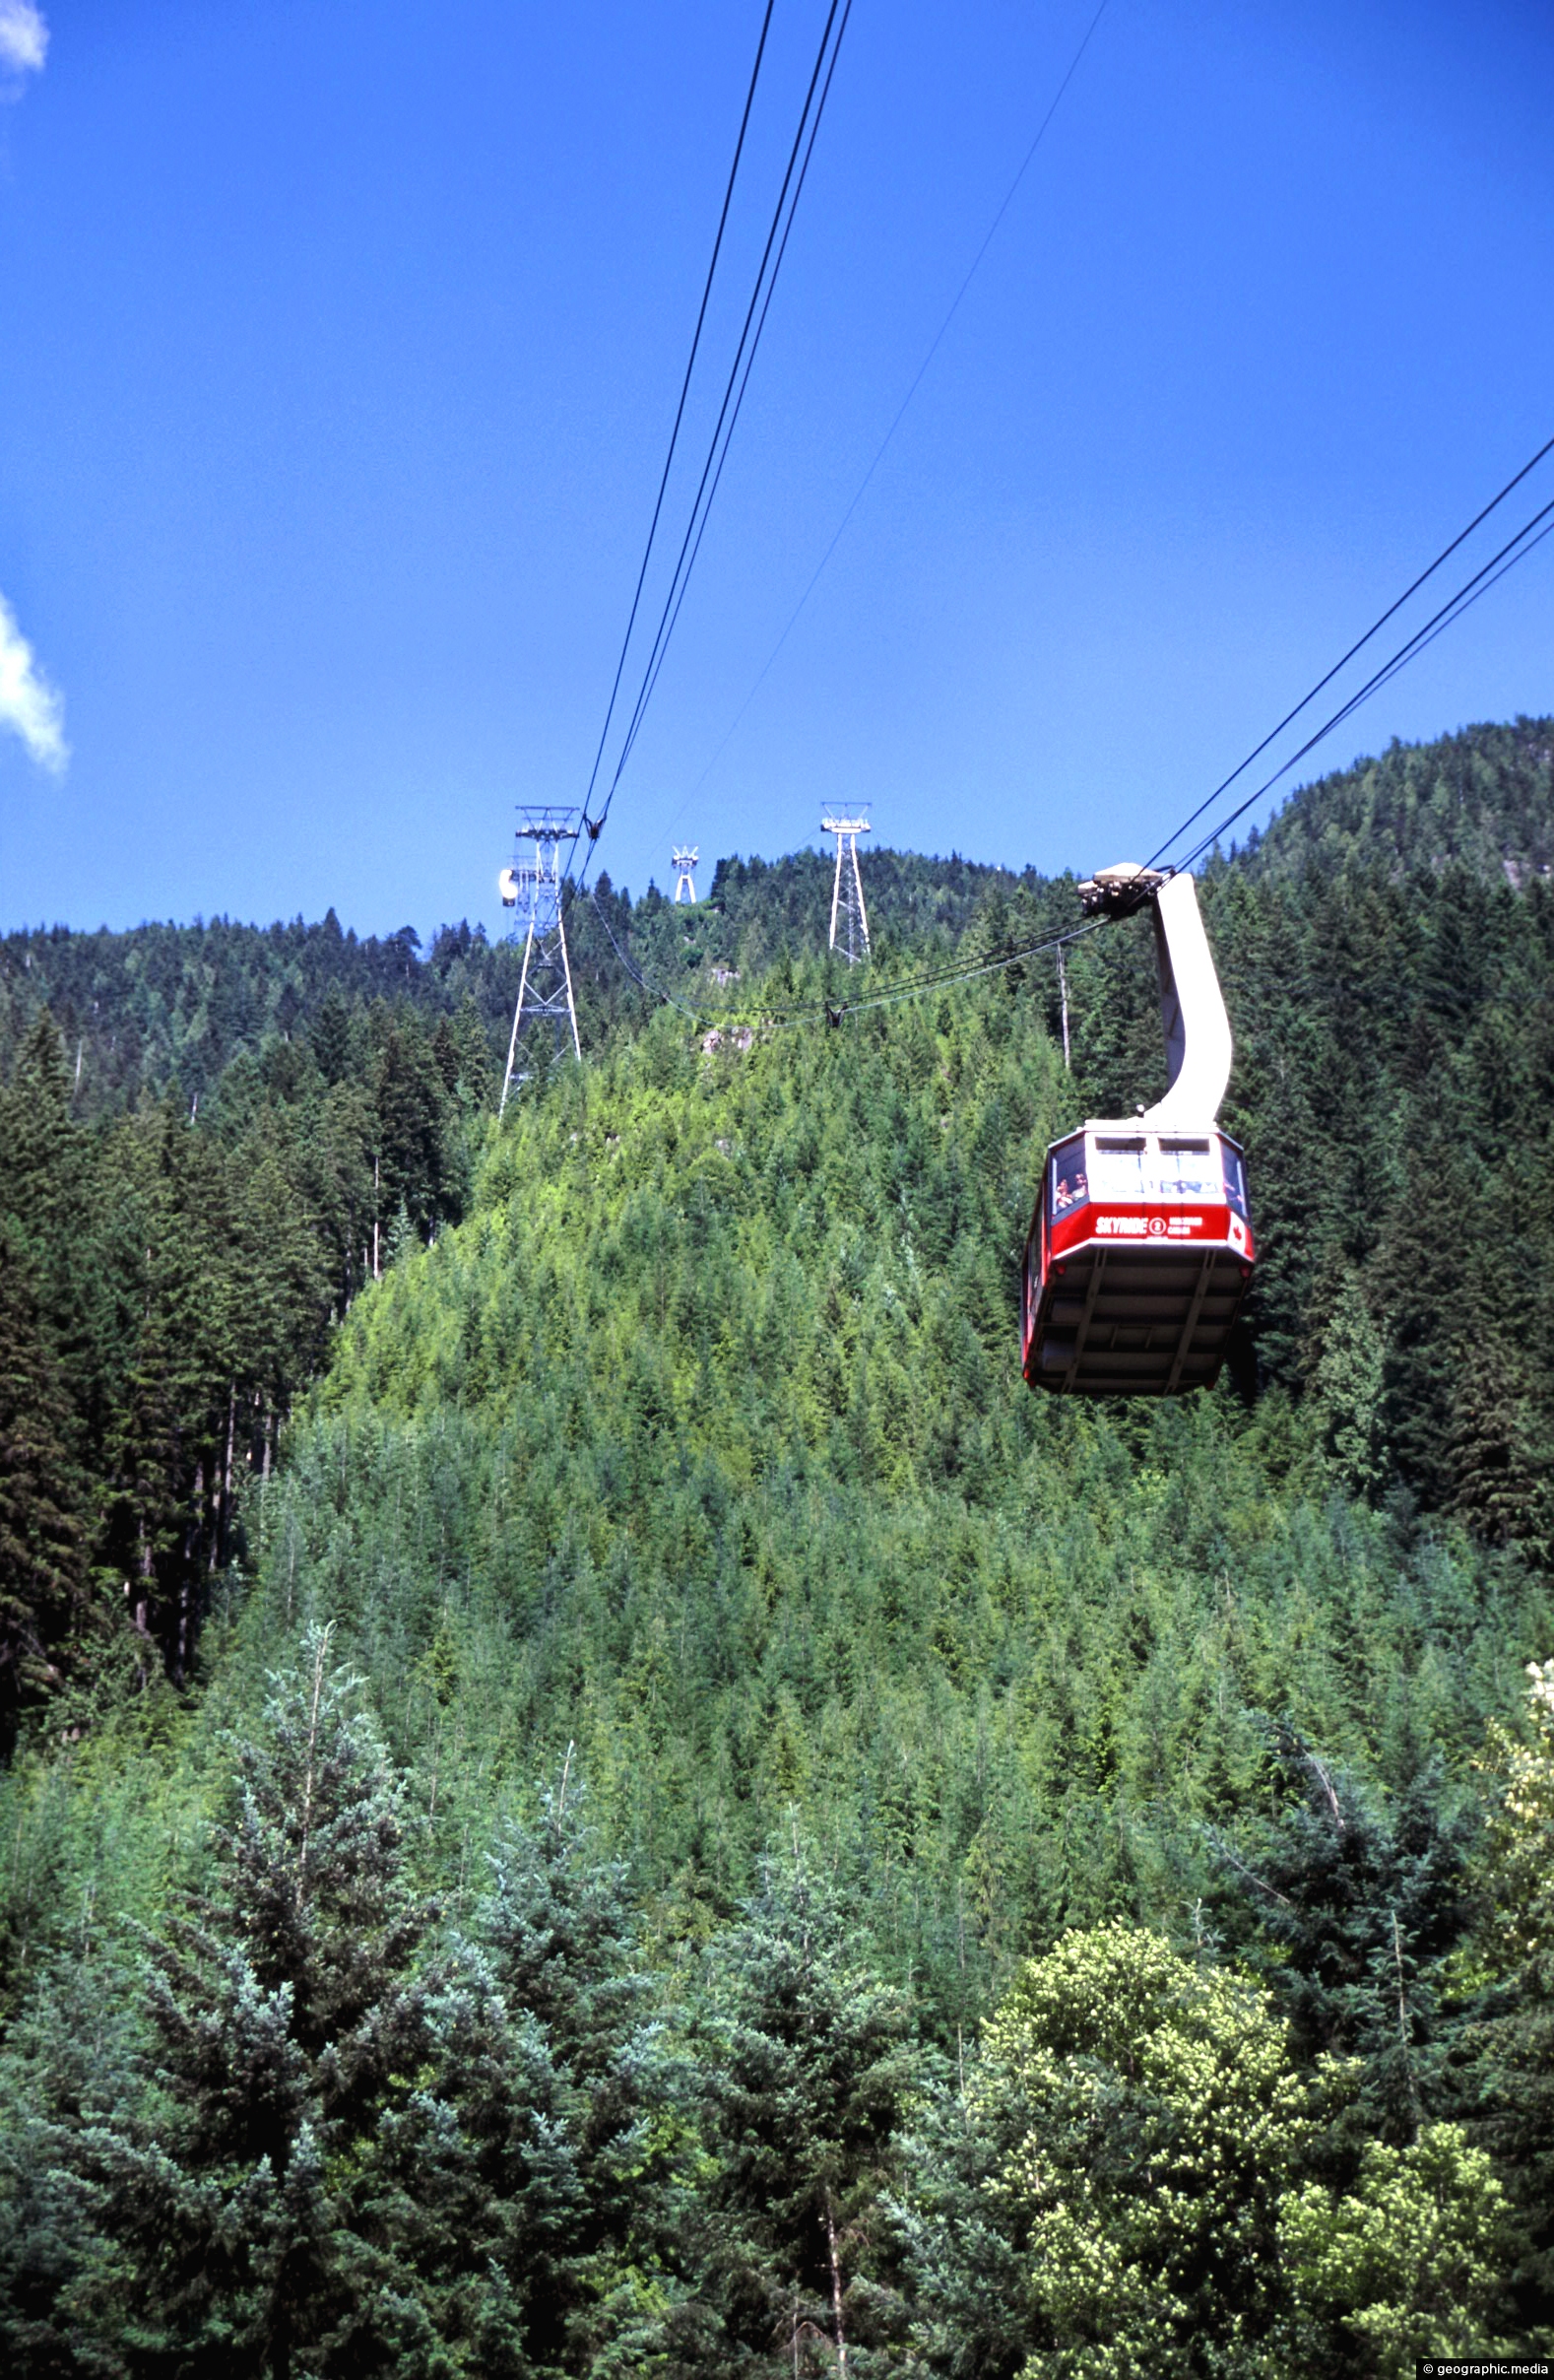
[{"x1": 2, "y1": 0, "x2": 1551, "y2": 940}]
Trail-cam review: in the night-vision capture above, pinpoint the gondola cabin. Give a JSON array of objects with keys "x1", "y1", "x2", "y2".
[
  {"x1": 1021, "y1": 863, "x2": 1255, "y2": 1396},
  {"x1": 1021, "y1": 1122, "x2": 1253, "y2": 1393}
]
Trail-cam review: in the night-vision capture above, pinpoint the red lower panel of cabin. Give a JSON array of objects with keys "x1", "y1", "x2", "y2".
[{"x1": 1023, "y1": 1201, "x2": 1255, "y2": 1396}]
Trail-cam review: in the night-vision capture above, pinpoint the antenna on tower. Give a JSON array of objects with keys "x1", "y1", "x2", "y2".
[
  {"x1": 498, "y1": 808, "x2": 582, "y2": 1114},
  {"x1": 673, "y1": 846, "x2": 699, "y2": 904},
  {"x1": 821, "y1": 812, "x2": 872, "y2": 964}
]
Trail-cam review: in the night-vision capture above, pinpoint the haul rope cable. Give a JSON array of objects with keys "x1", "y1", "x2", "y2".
[
  {"x1": 601, "y1": 896, "x2": 1105, "y2": 1028},
  {"x1": 607, "y1": 458, "x2": 1553, "y2": 1028},
  {"x1": 578, "y1": 0, "x2": 855, "y2": 887},
  {"x1": 816, "y1": 918, "x2": 1107, "y2": 1022},
  {"x1": 1144, "y1": 430, "x2": 1554, "y2": 874},
  {"x1": 580, "y1": 0, "x2": 777, "y2": 828},
  {"x1": 1170, "y1": 490, "x2": 1554, "y2": 875},
  {"x1": 586, "y1": 882, "x2": 1106, "y2": 1031},
  {"x1": 1173, "y1": 500, "x2": 1554, "y2": 874},
  {"x1": 662, "y1": 0, "x2": 1113, "y2": 845}
]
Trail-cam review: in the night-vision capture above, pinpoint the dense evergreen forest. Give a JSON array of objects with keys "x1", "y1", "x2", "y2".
[{"x1": 2, "y1": 719, "x2": 1553, "y2": 2373}]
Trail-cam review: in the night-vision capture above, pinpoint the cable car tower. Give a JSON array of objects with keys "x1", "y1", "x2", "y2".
[
  {"x1": 1022, "y1": 867, "x2": 1255, "y2": 1396},
  {"x1": 673, "y1": 846, "x2": 699, "y2": 903},
  {"x1": 497, "y1": 808, "x2": 581, "y2": 1114},
  {"x1": 822, "y1": 812, "x2": 872, "y2": 964}
]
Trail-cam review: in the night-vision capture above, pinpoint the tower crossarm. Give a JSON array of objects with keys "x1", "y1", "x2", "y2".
[{"x1": 821, "y1": 813, "x2": 873, "y2": 964}]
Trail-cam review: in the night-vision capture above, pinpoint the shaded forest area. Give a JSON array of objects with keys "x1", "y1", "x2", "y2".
[{"x1": 2, "y1": 718, "x2": 1553, "y2": 2372}]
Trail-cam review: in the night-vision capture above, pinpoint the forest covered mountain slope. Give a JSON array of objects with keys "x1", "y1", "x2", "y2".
[
  {"x1": 5, "y1": 713, "x2": 1550, "y2": 1115},
  {"x1": 3, "y1": 720, "x2": 1554, "y2": 2371},
  {"x1": 1241, "y1": 714, "x2": 1554, "y2": 887},
  {"x1": 0, "y1": 857, "x2": 1022, "y2": 1117}
]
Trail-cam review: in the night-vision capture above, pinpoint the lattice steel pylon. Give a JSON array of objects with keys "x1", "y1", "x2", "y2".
[
  {"x1": 673, "y1": 846, "x2": 699, "y2": 903},
  {"x1": 498, "y1": 808, "x2": 581, "y2": 1113},
  {"x1": 821, "y1": 812, "x2": 872, "y2": 964}
]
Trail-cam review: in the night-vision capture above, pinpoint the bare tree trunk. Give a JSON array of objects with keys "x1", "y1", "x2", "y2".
[
  {"x1": 218, "y1": 1382, "x2": 236, "y2": 1568},
  {"x1": 130, "y1": 1527, "x2": 154, "y2": 1687},
  {"x1": 373, "y1": 1155, "x2": 381, "y2": 1280},
  {"x1": 224, "y1": 1383, "x2": 236, "y2": 1498},
  {"x1": 1392, "y1": 1909, "x2": 1423, "y2": 2142},
  {"x1": 177, "y1": 1463, "x2": 204, "y2": 1684},
  {"x1": 297, "y1": 1623, "x2": 333, "y2": 1902},
  {"x1": 824, "y1": 2189, "x2": 847, "y2": 2375}
]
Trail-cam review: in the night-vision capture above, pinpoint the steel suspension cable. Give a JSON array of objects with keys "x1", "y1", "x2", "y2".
[
  {"x1": 660, "y1": 0, "x2": 1113, "y2": 839},
  {"x1": 1145, "y1": 429, "x2": 1554, "y2": 873},
  {"x1": 599, "y1": 0, "x2": 854, "y2": 814},
  {"x1": 580, "y1": 0, "x2": 777, "y2": 825},
  {"x1": 1174, "y1": 493, "x2": 1554, "y2": 873},
  {"x1": 581, "y1": 0, "x2": 853, "y2": 877}
]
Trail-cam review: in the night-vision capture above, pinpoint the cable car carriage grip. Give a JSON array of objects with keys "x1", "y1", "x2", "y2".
[{"x1": 1023, "y1": 865, "x2": 1254, "y2": 1396}]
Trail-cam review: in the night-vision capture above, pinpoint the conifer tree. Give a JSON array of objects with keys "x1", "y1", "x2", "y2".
[
  {"x1": 0, "y1": 1226, "x2": 93, "y2": 1752},
  {"x1": 308, "y1": 987, "x2": 353, "y2": 1089},
  {"x1": 1373, "y1": 1079, "x2": 1484, "y2": 1507},
  {"x1": 71, "y1": 1628, "x2": 543, "y2": 2375},
  {"x1": 478, "y1": 1773, "x2": 693, "y2": 2372},
  {"x1": 382, "y1": 1199, "x2": 417, "y2": 1269},
  {"x1": 0, "y1": 1009, "x2": 79, "y2": 1326},
  {"x1": 1208, "y1": 1727, "x2": 1473, "y2": 2144},
  {"x1": 1312, "y1": 1271, "x2": 1390, "y2": 1500},
  {"x1": 691, "y1": 1840, "x2": 920, "y2": 2374},
  {"x1": 372, "y1": 1022, "x2": 454, "y2": 1239},
  {"x1": 0, "y1": 1945, "x2": 144, "y2": 2380},
  {"x1": 1446, "y1": 1333, "x2": 1548, "y2": 1553}
]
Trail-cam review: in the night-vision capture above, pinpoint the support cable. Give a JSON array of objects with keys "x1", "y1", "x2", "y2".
[
  {"x1": 589, "y1": 473, "x2": 1551, "y2": 1037},
  {"x1": 1174, "y1": 493, "x2": 1554, "y2": 873},
  {"x1": 658, "y1": 0, "x2": 1112, "y2": 837},
  {"x1": 598, "y1": 0, "x2": 854, "y2": 819},
  {"x1": 580, "y1": 0, "x2": 777, "y2": 826},
  {"x1": 1145, "y1": 430, "x2": 1554, "y2": 872},
  {"x1": 579, "y1": 0, "x2": 853, "y2": 880}
]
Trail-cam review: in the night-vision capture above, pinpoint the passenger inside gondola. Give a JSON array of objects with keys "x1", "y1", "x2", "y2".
[{"x1": 1049, "y1": 1139, "x2": 1088, "y2": 1215}]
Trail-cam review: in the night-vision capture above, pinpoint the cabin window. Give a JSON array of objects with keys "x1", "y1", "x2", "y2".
[
  {"x1": 1048, "y1": 1134, "x2": 1089, "y2": 1221},
  {"x1": 1221, "y1": 1143, "x2": 1249, "y2": 1219},
  {"x1": 1156, "y1": 1137, "x2": 1216, "y2": 1202},
  {"x1": 1089, "y1": 1136, "x2": 1148, "y2": 1203},
  {"x1": 1089, "y1": 1135, "x2": 1222, "y2": 1204}
]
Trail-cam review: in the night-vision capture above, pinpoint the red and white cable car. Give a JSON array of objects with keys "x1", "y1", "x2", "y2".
[{"x1": 1023, "y1": 867, "x2": 1255, "y2": 1396}]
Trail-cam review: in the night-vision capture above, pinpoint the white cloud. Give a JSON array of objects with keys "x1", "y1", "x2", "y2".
[
  {"x1": 0, "y1": 592, "x2": 68, "y2": 774},
  {"x1": 0, "y1": 2, "x2": 48, "y2": 82}
]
